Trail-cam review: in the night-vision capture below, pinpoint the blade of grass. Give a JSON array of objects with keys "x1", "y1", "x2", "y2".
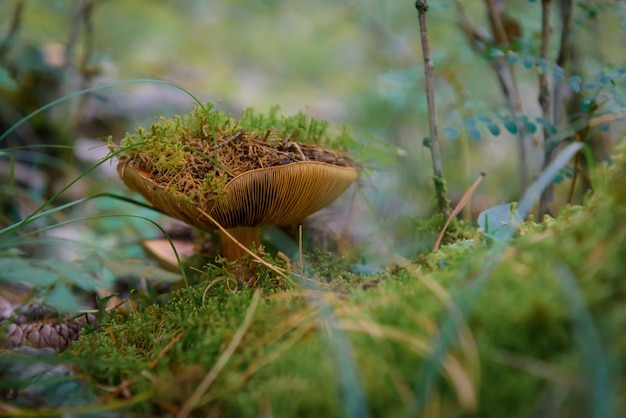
[
  {"x1": 0, "y1": 196, "x2": 192, "y2": 294},
  {"x1": 0, "y1": 145, "x2": 147, "y2": 244},
  {"x1": 0, "y1": 79, "x2": 203, "y2": 145},
  {"x1": 553, "y1": 262, "x2": 614, "y2": 418},
  {"x1": 177, "y1": 290, "x2": 262, "y2": 418},
  {"x1": 0, "y1": 152, "x2": 15, "y2": 195}
]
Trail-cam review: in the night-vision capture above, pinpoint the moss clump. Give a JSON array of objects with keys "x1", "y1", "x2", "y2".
[
  {"x1": 69, "y1": 142, "x2": 626, "y2": 416},
  {"x1": 117, "y1": 104, "x2": 357, "y2": 204}
]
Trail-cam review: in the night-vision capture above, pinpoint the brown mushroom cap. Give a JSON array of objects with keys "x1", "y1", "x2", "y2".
[
  {"x1": 117, "y1": 160, "x2": 217, "y2": 230},
  {"x1": 118, "y1": 159, "x2": 357, "y2": 231},
  {"x1": 211, "y1": 161, "x2": 357, "y2": 228}
]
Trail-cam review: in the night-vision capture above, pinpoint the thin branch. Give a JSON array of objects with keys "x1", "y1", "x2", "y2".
[
  {"x1": 456, "y1": 0, "x2": 533, "y2": 191},
  {"x1": 553, "y1": 0, "x2": 574, "y2": 128},
  {"x1": 79, "y1": 0, "x2": 96, "y2": 88},
  {"x1": 0, "y1": 0, "x2": 24, "y2": 62},
  {"x1": 485, "y1": 0, "x2": 510, "y2": 44},
  {"x1": 415, "y1": 1, "x2": 450, "y2": 215},
  {"x1": 538, "y1": 0, "x2": 554, "y2": 216}
]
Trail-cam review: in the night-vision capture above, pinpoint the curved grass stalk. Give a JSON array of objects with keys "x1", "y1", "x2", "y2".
[
  {"x1": 0, "y1": 79, "x2": 204, "y2": 145},
  {"x1": 0, "y1": 192, "x2": 191, "y2": 299},
  {"x1": 0, "y1": 145, "x2": 147, "y2": 243}
]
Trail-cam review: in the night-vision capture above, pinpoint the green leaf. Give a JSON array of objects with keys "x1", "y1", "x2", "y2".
[
  {"x1": 0, "y1": 258, "x2": 60, "y2": 286},
  {"x1": 567, "y1": 75, "x2": 582, "y2": 93},
  {"x1": 503, "y1": 119, "x2": 518, "y2": 134},
  {"x1": 0, "y1": 67, "x2": 18, "y2": 91},
  {"x1": 468, "y1": 127, "x2": 482, "y2": 140},
  {"x1": 39, "y1": 259, "x2": 99, "y2": 291},
  {"x1": 536, "y1": 117, "x2": 557, "y2": 135},
  {"x1": 486, "y1": 123, "x2": 501, "y2": 136},
  {"x1": 580, "y1": 98, "x2": 595, "y2": 111},
  {"x1": 46, "y1": 284, "x2": 82, "y2": 313},
  {"x1": 441, "y1": 125, "x2": 460, "y2": 140},
  {"x1": 523, "y1": 120, "x2": 537, "y2": 134},
  {"x1": 102, "y1": 258, "x2": 181, "y2": 282},
  {"x1": 522, "y1": 55, "x2": 534, "y2": 69},
  {"x1": 477, "y1": 203, "x2": 520, "y2": 242},
  {"x1": 507, "y1": 52, "x2": 519, "y2": 64}
]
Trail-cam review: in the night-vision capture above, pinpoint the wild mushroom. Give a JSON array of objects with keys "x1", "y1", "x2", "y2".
[{"x1": 116, "y1": 104, "x2": 357, "y2": 265}]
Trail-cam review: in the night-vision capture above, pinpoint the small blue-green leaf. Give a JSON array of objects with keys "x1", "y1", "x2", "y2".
[
  {"x1": 567, "y1": 75, "x2": 582, "y2": 92},
  {"x1": 490, "y1": 48, "x2": 505, "y2": 57},
  {"x1": 468, "y1": 127, "x2": 482, "y2": 140},
  {"x1": 580, "y1": 97, "x2": 595, "y2": 111},
  {"x1": 611, "y1": 81, "x2": 625, "y2": 106},
  {"x1": 0, "y1": 67, "x2": 18, "y2": 91},
  {"x1": 441, "y1": 125, "x2": 460, "y2": 140},
  {"x1": 477, "y1": 115, "x2": 493, "y2": 123},
  {"x1": 504, "y1": 119, "x2": 518, "y2": 134},
  {"x1": 522, "y1": 55, "x2": 535, "y2": 69},
  {"x1": 487, "y1": 123, "x2": 501, "y2": 136},
  {"x1": 554, "y1": 174, "x2": 564, "y2": 183},
  {"x1": 462, "y1": 118, "x2": 477, "y2": 128},
  {"x1": 536, "y1": 117, "x2": 557, "y2": 134},
  {"x1": 584, "y1": 82, "x2": 598, "y2": 91},
  {"x1": 537, "y1": 58, "x2": 549, "y2": 74},
  {"x1": 552, "y1": 64, "x2": 564, "y2": 82},
  {"x1": 507, "y1": 52, "x2": 519, "y2": 64},
  {"x1": 600, "y1": 74, "x2": 614, "y2": 84},
  {"x1": 523, "y1": 120, "x2": 537, "y2": 133}
]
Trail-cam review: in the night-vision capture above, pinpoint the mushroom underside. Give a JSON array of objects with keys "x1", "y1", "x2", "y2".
[{"x1": 118, "y1": 160, "x2": 357, "y2": 260}]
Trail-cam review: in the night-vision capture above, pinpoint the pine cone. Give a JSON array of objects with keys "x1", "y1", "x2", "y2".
[{"x1": 3, "y1": 314, "x2": 96, "y2": 351}]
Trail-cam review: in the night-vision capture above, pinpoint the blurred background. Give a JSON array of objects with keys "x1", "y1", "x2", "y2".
[{"x1": 1, "y1": 0, "x2": 624, "y2": 269}]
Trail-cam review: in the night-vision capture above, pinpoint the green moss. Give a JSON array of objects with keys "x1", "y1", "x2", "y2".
[
  {"x1": 70, "y1": 141, "x2": 626, "y2": 416},
  {"x1": 115, "y1": 103, "x2": 356, "y2": 207}
]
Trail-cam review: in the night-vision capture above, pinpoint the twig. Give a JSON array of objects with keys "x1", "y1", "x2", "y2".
[
  {"x1": 0, "y1": 0, "x2": 24, "y2": 62},
  {"x1": 485, "y1": 0, "x2": 509, "y2": 44},
  {"x1": 149, "y1": 330, "x2": 186, "y2": 369},
  {"x1": 177, "y1": 290, "x2": 262, "y2": 418},
  {"x1": 538, "y1": 0, "x2": 554, "y2": 216},
  {"x1": 552, "y1": 0, "x2": 574, "y2": 135},
  {"x1": 415, "y1": 1, "x2": 450, "y2": 215},
  {"x1": 79, "y1": 0, "x2": 95, "y2": 88},
  {"x1": 434, "y1": 172, "x2": 485, "y2": 251},
  {"x1": 456, "y1": 0, "x2": 534, "y2": 191}
]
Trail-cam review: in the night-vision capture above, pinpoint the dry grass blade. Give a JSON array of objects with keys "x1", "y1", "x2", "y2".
[
  {"x1": 394, "y1": 255, "x2": 481, "y2": 390},
  {"x1": 177, "y1": 290, "x2": 262, "y2": 418},
  {"x1": 434, "y1": 172, "x2": 485, "y2": 251},
  {"x1": 337, "y1": 318, "x2": 477, "y2": 411},
  {"x1": 196, "y1": 208, "x2": 292, "y2": 281}
]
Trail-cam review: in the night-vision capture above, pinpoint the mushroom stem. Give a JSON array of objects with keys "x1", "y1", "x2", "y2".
[{"x1": 219, "y1": 227, "x2": 262, "y2": 261}]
